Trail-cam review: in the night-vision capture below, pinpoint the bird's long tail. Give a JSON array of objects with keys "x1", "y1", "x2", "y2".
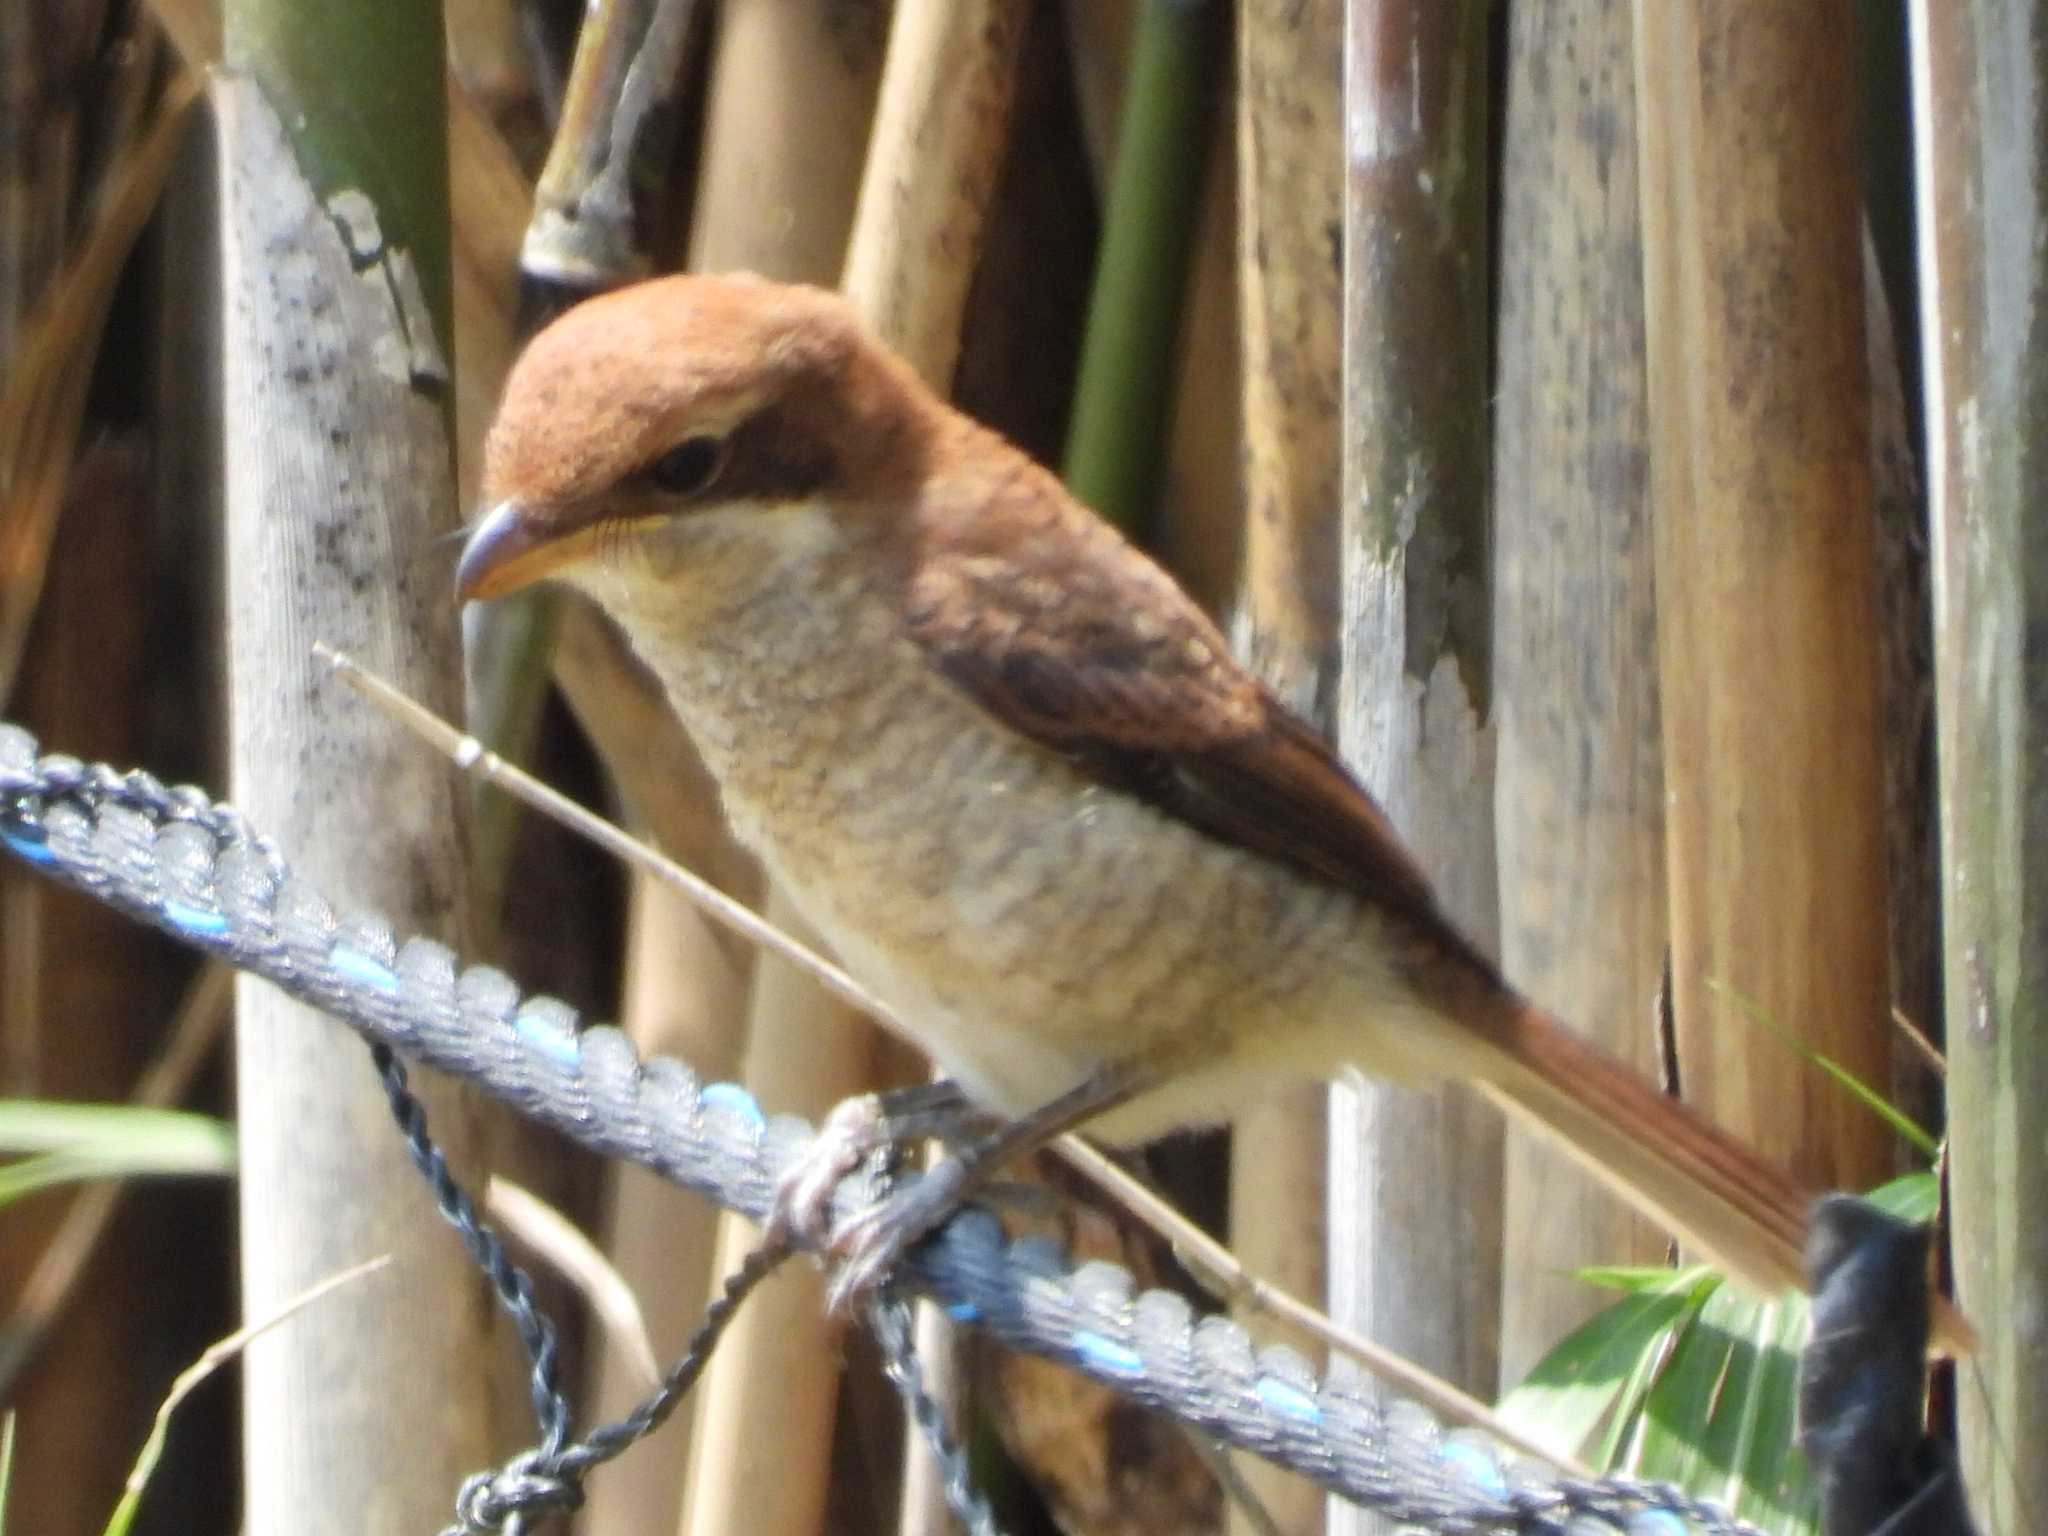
[
  {"x1": 1453, "y1": 982, "x2": 1975, "y2": 1352},
  {"x1": 1470, "y1": 993, "x2": 1811, "y2": 1298}
]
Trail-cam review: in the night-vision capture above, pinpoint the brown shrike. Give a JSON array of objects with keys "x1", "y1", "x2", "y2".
[{"x1": 457, "y1": 273, "x2": 1823, "y2": 1311}]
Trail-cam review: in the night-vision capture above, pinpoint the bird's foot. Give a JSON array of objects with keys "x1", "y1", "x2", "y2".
[
  {"x1": 764, "y1": 1092, "x2": 892, "y2": 1254},
  {"x1": 820, "y1": 1154, "x2": 976, "y2": 1312}
]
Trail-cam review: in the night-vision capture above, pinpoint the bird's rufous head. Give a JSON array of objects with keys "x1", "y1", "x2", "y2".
[{"x1": 456, "y1": 273, "x2": 932, "y2": 603}]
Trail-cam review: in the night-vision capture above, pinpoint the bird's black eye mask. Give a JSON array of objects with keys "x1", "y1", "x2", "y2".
[
  {"x1": 647, "y1": 434, "x2": 728, "y2": 497},
  {"x1": 639, "y1": 408, "x2": 837, "y2": 508}
]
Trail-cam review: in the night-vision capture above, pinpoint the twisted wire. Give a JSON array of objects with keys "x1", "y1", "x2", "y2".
[
  {"x1": 370, "y1": 1042, "x2": 572, "y2": 1456},
  {"x1": 870, "y1": 1296, "x2": 1003, "y2": 1536}
]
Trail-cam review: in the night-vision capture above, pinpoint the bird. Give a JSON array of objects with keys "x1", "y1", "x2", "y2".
[{"x1": 456, "y1": 271, "x2": 1820, "y2": 1310}]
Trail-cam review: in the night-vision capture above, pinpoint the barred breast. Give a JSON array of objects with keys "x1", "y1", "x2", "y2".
[{"x1": 582, "y1": 507, "x2": 1460, "y2": 1141}]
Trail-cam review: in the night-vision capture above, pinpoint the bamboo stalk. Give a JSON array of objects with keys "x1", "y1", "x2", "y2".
[
  {"x1": 1061, "y1": 0, "x2": 1223, "y2": 535},
  {"x1": 1632, "y1": 0, "x2": 1892, "y2": 1191},
  {"x1": 1909, "y1": 3, "x2": 2048, "y2": 1525},
  {"x1": 837, "y1": 7, "x2": 1032, "y2": 1529},
  {"x1": 679, "y1": 898, "x2": 881, "y2": 1536},
  {"x1": 660, "y1": 7, "x2": 890, "y2": 1536},
  {"x1": 1329, "y1": 16, "x2": 1501, "y2": 1533},
  {"x1": 522, "y1": 0, "x2": 705, "y2": 289},
  {"x1": 1229, "y1": 3, "x2": 1342, "y2": 1531},
  {"x1": 443, "y1": 0, "x2": 545, "y2": 164},
  {"x1": 1491, "y1": 2, "x2": 1666, "y2": 1389},
  {"x1": 215, "y1": 3, "x2": 511, "y2": 1524},
  {"x1": 840, "y1": 0, "x2": 1033, "y2": 385},
  {"x1": 1152, "y1": 100, "x2": 1242, "y2": 620},
  {"x1": 578, "y1": 874, "x2": 750, "y2": 1535}
]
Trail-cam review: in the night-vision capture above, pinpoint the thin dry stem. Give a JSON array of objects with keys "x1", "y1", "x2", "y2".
[
  {"x1": 317, "y1": 643, "x2": 1580, "y2": 1471},
  {"x1": 112, "y1": 1255, "x2": 393, "y2": 1516},
  {"x1": 318, "y1": 644, "x2": 891, "y2": 1024},
  {"x1": 487, "y1": 1176, "x2": 660, "y2": 1386}
]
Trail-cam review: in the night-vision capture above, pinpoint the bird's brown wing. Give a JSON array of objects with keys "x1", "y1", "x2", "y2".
[
  {"x1": 895, "y1": 464, "x2": 1918, "y2": 1331},
  {"x1": 900, "y1": 468, "x2": 1458, "y2": 946}
]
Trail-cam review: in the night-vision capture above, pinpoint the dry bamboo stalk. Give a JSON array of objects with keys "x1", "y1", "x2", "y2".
[
  {"x1": 214, "y1": 35, "x2": 508, "y2": 1527},
  {"x1": 1231, "y1": 0, "x2": 1343, "y2": 713},
  {"x1": 679, "y1": 897, "x2": 880, "y2": 1536},
  {"x1": 1152, "y1": 101, "x2": 1242, "y2": 619},
  {"x1": 682, "y1": 0, "x2": 883, "y2": 283},
  {"x1": 445, "y1": 90, "x2": 529, "y2": 505},
  {"x1": 1909, "y1": 3, "x2": 2048, "y2": 1525},
  {"x1": 523, "y1": 0, "x2": 703, "y2": 288},
  {"x1": 1329, "y1": 17, "x2": 1502, "y2": 1533},
  {"x1": 443, "y1": 0, "x2": 544, "y2": 162},
  {"x1": 487, "y1": 1176, "x2": 661, "y2": 1385},
  {"x1": 835, "y1": 6, "x2": 1030, "y2": 1529},
  {"x1": 1229, "y1": 3, "x2": 1340, "y2": 1531},
  {"x1": 840, "y1": 0, "x2": 1033, "y2": 384},
  {"x1": 579, "y1": 874, "x2": 751, "y2": 1536},
  {"x1": 1491, "y1": 3, "x2": 1667, "y2": 1390},
  {"x1": 659, "y1": 7, "x2": 890, "y2": 1536},
  {"x1": 1632, "y1": 0, "x2": 1892, "y2": 1191}
]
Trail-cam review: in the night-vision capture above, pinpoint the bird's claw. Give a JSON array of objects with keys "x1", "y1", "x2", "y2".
[
  {"x1": 765, "y1": 1093, "x2": 890, "y2": 1253},
  {"x1": 766, "y1": 1091, "x2": 988, "y2": 1312},
  {"x1": 820, "y1": 1156, "x2": 973, "y2": 1313}
]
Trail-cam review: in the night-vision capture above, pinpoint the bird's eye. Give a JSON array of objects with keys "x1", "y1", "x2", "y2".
[{"x1": 648, "y1": 435, "x2": 728, "y2": 497}]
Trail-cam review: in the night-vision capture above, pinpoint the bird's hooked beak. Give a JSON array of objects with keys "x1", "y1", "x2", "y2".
[{"x1": 455, "y1": 499, "x2": 585, "y2": 602}]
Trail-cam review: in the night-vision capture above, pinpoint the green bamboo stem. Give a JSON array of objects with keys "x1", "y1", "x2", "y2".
[
  {"x1": 1060, "y1": 0, "x2": 1222, "y2": 532},
  {"x1": 1056, "y1": 0, "x2": 1212, "y2": 532},
  {"x1": 224, "y1": 0, "x2": 454, "y2": 365}
]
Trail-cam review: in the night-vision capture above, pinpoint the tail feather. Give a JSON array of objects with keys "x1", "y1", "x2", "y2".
[
  {"x1": 1475, "y1": 995, "x2": 1812, "y2": 1297},
  {"x1": 1409, "y1": 968, "x2": 1977, "y2": 1352}
]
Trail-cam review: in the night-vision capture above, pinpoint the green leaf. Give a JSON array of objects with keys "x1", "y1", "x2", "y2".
[
  {"x1": 1496, "y1": 1266, "x2": 1718, "y2": 1460},
  {"x1": 1862, "y1": 1170, "x2": 1940, "y2": 1223},
  {"x1": 1629, "y1": 1286, "x2": 1818, "y2": 1535},
  {"x1": 1574, "y1": 1263, "x2": 1709, "y2": 1293},
  {"x1": 0, "y1": 1101, "x2": 234, "y2": 1208},
  {"x1": 1704, "y1": 979, "x2": 1939, "y2": 1157}
]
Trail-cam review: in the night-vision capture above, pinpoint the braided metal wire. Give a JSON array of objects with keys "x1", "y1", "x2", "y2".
[
  {"x1": 370, "y1": 1042, "x2": 573, "y2": 1457},
  {"x1": 870, "y1": 1297, "x2": 1004, "y2": 1536},
  {"x1": 0, "y1": 721, "x2": 1769, "y2": 1536}
]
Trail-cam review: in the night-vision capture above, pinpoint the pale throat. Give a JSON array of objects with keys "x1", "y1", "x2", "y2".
[{"x1": 562, "y1": 498, "x2": 903, "y2": 762}]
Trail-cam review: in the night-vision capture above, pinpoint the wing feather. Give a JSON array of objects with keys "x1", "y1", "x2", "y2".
[{"x1": 899, "y1": 459, "x2": 1458, "y2": 942}]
